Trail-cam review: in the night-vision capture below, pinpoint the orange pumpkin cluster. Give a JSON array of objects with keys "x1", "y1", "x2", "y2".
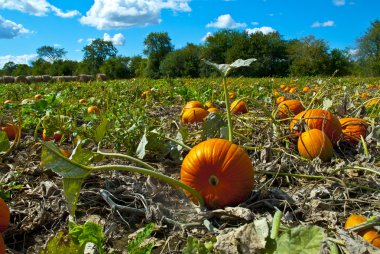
[
  {"x1": 0, "y1": 197, "x2": 10, "y2": 252},
  {"x1": 345, "y1": 214, "x2": 380, "y2": 248},
  {"x1": 181, "y1": 101, "x2": 209, "y2": 124}
]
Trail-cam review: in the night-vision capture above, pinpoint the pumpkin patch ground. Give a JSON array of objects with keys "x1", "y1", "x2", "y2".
[{"x1": 0, "y1": 77, "x2": 379, "y2": 253}]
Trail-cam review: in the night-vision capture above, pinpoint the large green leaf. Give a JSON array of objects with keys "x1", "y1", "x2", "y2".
[
  {"x1": 204, "y1": 58, "x2": 256, "y2": 77},
  {"x1": 202, "y1": 113, "x2": 228, "y2": 139},
  {"x1": 41, "y1": 141, "x2": 91, "y2": 178},
  {"x1": 94, "y1": 118, "x2": 109, "y2": 142},
  {"x1": 274, "y1": 225, "x2": 325, "y2": 254}
]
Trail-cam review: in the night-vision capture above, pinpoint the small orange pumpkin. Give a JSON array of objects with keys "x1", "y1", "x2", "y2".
[
  {"x1": 79, "y1": 98, "x2": 87, "y2": 104},
  {"x1": 302, "y1": 86, "x2": 310, "y2": 93},
  {"x1": 42, "y1": 129, "x2": 62, "y2": 142},
  {"x1": 345, "y1": 214, "x2": 380, "y2": 248},
  {"x1": 87, "y1": 106, "x2": 100, "y2": 115},
  {"x1": 290, "y1": 109, "x2": 342, "y2": 145},
  {"x1": 230, "y1": 100, "x2": 248, "y2": 115},
  {"x1": 181, "y1": 138, "x2": 254, "y2": 209},
  {"x1": 207, "y1": 107, "x2": 218, "y2": 113},
  {"x1": 182, "y1": 108, "x2": 209, "y2": 124},
  {"x1": 1, "y1": 123, "x2": 19, "y2": 140},
  {"x1": 297, "y1": 129, "x2": 333, "y2": 162},
  {"x1": 365, "y1": 98, "x2": 379, "y2": 108},
  {"x1": 0, "y1": 197, "x2": 10, "y2": 233},
  {"x1": 276, "y1": 100, "x2": 305, "y2": 119},
  {"x1": 276, "y1": 96, "x2": 286, "y2": 105},
  {"x1": 339, "y1": 118, "x2": 368, "y2": 145},
  {"x1": 203, "y1": 102, "x2": 213, "y2": 109},
  {"x1": 34, "y1": 94, "x2": 43, "y2": 100}
]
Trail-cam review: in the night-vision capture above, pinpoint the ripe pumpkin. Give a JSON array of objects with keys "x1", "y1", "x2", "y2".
[
  {"x1": 365, "y1": 98, "x2": 379, "y2": 108},
  {"x1": 203, "y1": 102, "x2": 213, "y2": 109},
  {"x1": 207, "y1": 107, "x2": 218, "y2": 113},
  {"x1": 297, "y1": 129, "x2": 333, "y2": 162},
  {"x1": 290, "y1": 109, "x2": 342, "y2": 145},
  {"x1": 302, "y1": 86, "x2": 310, "y2": 93},
  {"x1": 345, "y1": 214, "x2": 380, "y2": 248},
  {"x1": 0, "y1": 197, "x2": 10, "y2": 233},
  {"x1": 34, "y1": 94, "x2": 43, "y2": 100},
  {"x1": 230, "y1": 100, "x2": 248, "y2": 115},
  {"x1": 339, "y1": 118, "x2": 368, "y2": 145},
  {"x1": 79, "y1": 98, "x2": 87, "y2": 104},
  {"x1": 1, "y1": 123, "x2": 19, "y2": 140},
  {"x1": 288, "y1": 87, "x2": 297, "y2": 94},
  {"x1": 182, "y1": 108, "x2": 209, "y2": 124},
  {"x1": 229, "y1": 91, "x2": 235, "y2": 99},
  {"x1": 276, "y1": 96, "x2": 286, "y2": 105},
  {"x1": 276, "y1": 100, "x2": 305, "y2": 119},
  {"x1": 183, "y1": 101, "x2": 204, "y2": 111},
  {"x1": 87, "y1": 106, "x2": 100, "y2": 115},
  {"x1": 0, "y1": 234, "x2": 4, "y2": 254},
  {"x1": 180, "y1": 138, "x2": 254, "y2": 209}
]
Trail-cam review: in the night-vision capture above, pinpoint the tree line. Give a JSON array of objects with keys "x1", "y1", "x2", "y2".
[{"x1": 1, "y1": 20, "x2": 379, "y2": 79}]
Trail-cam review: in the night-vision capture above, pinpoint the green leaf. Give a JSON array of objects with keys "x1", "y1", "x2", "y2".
[
  {"x1": 41, "y1": 141, "x2": 91, "y2": 178},
  {"x1": 182, "y1": 236, "x2": 214, "y2": 254},
  {"x1": 202, "y1": 113, "x2": 228, "y2": 139},
  {"x1": 136, "y1": 129, "x2": 170, "y2": 160},
  {"x1": 63, "y1": 178, "x2": 84, "y2": 217},
  {"x1": 94, "y1": 118, "x2": 109, "y2": 142},
  {"x1": 203, "y1": 58, "x2": 256, "y2": 77},
  {"x1": 0, "y1": 131, "x2": 10, "y2": 154},
  {"x1": 69, "y1": 221, "x2": 104, "y2": 250},
  {"x1": 40, "y1": 230, "x2": 83, "y2": 254},
  {"x1": 274, "y1": 225, "x2": 325, "y2": 254},
  {"x1": 70, "y1": 139, "x2": 103, "y2": 165},
  {"x1": 127, "y1": 223, "x2": 155, "y2": 253}
]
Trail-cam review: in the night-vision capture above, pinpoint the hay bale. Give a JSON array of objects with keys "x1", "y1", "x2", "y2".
[
  {"x1": 15, "y1": 75, "x2": 28, "y2": 83},
  {"x1": 78, "y1": 74, "x2": 94, "y2": 82},
  {"x1": 42, "y1": 75, "x2": 52, "y2": 82},
  {"x1": 96, "y1": 73, "x2": 107, "y2": 81},
  {"x1": 3, "y1": 76, "x2": 15, "y2": 83},
  {"x1": 26, "y1": 76, "x2": 35, "y2": 83}
]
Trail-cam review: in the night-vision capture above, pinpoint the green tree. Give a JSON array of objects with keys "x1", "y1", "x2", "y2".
[
  {"x1": 143, "y1": 32, "x2": 173, "y2": 78},
  {"x1": 287, "y1": 35, "x2": 330, "y2": 76},
  {"x1": 100, "y1": 56, "x2": 132, "y2": 79},
  {"x1": 31, "y1": 58, "x2": 52, "y2": 75},
  {"x1": 13, "y1": 64, "x2": 31, "y2": 76},
  {"x1": 37, "y1": 45, "x2": 67, "y2": 62},
  {"x1": 160, "y1": 43, "x2": 202, "y2": 77},
  {"x1": 1, "y1": 61, "x2": 17, "y2": 75},
  {"x1": 129, "y1": 55, "x2": 147, "y2": 77},
  {"x1": 49, "y1": 60, "x2": 79, "y2": 76},
  {"x1": 327, "y1": 48, "x2": 352, "y2": 76},
  {"x1": 356, "y1": 19, "x2": 380, "y2": 76},
  {"x1": 82, "y1": 39, "x2": 118, "y2": 75}
]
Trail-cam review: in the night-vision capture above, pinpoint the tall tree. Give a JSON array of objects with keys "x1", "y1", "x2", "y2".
[
  {"x1": 100, "y1": 56, "x2": 132, "y2": 79},
  {"x1": 356, "y1": 19, "x2": 380, "y2": 76},
  {"x1": 2, "y1": 61, "x2": 17, "y2": 75},
  {"x1": 36, "y1": 45, "x2": 67, "y2": 62},
  {"x1": 82, "y1": 39, "x2": 118, "y2": 75},
  {"x1": 143, "y1": 32, "x2": 173, "y2": 78},
  {"x1": 287, "y1": 35, "x2": 330, "y2": 76}
]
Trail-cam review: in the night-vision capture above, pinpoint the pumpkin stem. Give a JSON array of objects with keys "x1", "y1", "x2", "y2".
[{"x1": 208, "y1": 174, "x2": 219, "y2": 186}]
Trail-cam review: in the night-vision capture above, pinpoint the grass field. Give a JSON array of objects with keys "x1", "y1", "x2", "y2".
[{"x1": 0, "y1": 77, "x2": 379, "y2": 253}]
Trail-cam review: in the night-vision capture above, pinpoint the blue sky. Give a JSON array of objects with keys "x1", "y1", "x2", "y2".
[{"x1": 0, "y1": 0, "x2": 379, "y2": 68}]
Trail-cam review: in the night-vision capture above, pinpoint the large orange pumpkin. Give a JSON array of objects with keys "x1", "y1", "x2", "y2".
[
  {"x1": 297, "y1": 129, "x2": 333, "y2": 162},
  {"x1": 183, "y1": 101, "x2": 204, "y2": 111},
  {"x1": 181, "y1": 138, "x2": 254, "y2": 209},
  {"x1": 339, "y1": 118, "x2": 368, "y2": 145},
  {"x1": 182, "y1": 108, "x2": 209, "y2": 124},
  {"x1": 345, "y1": 214, "x2": 380, "y2": 248},
  {"x1": 276, "y1": 100, "x2": 305, "y2": 119},
  {"x1": 230, "y1": 100, "x2": 248, "y2": 115},
  {"x1": 0, "y1": 198, "x2": 10, "y2": 233},
  {"x1": 0, "y1": 234, "x2": 5, "y2": 254},
  {"x1": 290, "y1": 109, "x2": 342, "y2": 145},
  {"x1": 1, "y1": 123, "x2": 19, "y2": 140}
]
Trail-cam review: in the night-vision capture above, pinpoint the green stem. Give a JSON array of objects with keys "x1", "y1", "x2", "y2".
[
  {"x1": 94, "y1": 164, "x2": 205, "y2": 210},
  {"x1": 331, "y1": 166, "x2": 380, "y2": 176},
  {"x1": 96, "y1": 150, "x2": 158, "y2": 171},
  {"x1": 223, "y1": 76, "x2": 233, "y2": 142},
  {"x1": 360, "y1": 135, "x2": 369, "y2": 157},
  {"x1": 270, "y1": 210, "x2": 283, "y2": 239},
  {"x1": 155, "y1": 133, "x2": 191, "y2": 151}
]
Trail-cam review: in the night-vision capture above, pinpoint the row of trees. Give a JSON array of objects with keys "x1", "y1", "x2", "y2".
[{"x1": 1, "y1": 20, "x2": 380, "y2": 78}]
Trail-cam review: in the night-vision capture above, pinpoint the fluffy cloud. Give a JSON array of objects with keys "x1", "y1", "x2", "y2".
[
  {"x1": 0, "y1": 0, "x2": 80, "y2": 18},
  {"x1": 332, "y1": 0, "x2": 345, "y2": 6},
  {"x1": 0, "y1": 54, "x2": 37, "y2": 68},
  {"x1": 103, "y1": 33, "x2": 126, "y2": 46},
  {"x1": 80, "y1": 0, "x2": 191, "y2": 30},
  {"x1": 0, "y1": 15, "x2": 31, "y2": 39},
  {"x1": 311, "y1": 20, "x2": 335, "y2": 28},
  {"x1": 245, "y1": 26, "x2": 276, "y2": 35},
  {"x1": 206, "y1": 14, "x2": 246, "y2": 29}
]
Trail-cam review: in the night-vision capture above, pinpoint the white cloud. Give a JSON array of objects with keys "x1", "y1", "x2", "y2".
[
  {"x1": 246, "y1": 26, "x2": 276, "y2": 35},
  {"x1": 77, "y1": 38, "x2": 83, "y2": 43},
  {"x1": 311, "y1": 20, "x2": 335, "y2": 28},
  {"x1": 0, "y1": 54, "x2": 38, "y2": 68},
  {"x1": 201, "y1": 32, "x2": 212, "y2": 42},
  {"x1": 80, "y1": 0, "x2": 191, "y2": 30},
  {"x1": 103, "y1": 33, "x2": 126, "y2": 46},
  {"x1": 332, "y1": 0, "x2": 345, "y2": 6},
  {"x1": 0, "y1": 0, "x2": 80, "y2": 18},
  {"x1": 251, "y1": 21, "x2": 259, "y2": 26},
  {"x1": 206, "y1": 14, "x2": 246, "y2": 29},
  {"x1": 0, "y1": 15, "x2": 31, "y2": 39}
]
